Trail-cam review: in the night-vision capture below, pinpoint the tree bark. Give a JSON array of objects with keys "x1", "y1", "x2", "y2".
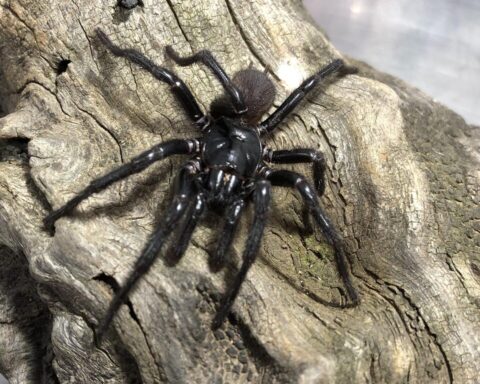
[{"x1": 0, "y1": 0, "x2": 479, "y2": 383}]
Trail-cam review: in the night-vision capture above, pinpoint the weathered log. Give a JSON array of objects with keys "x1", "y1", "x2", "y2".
[{"x1": 0, "y1": 1, "x2": 479, "y2": 383}]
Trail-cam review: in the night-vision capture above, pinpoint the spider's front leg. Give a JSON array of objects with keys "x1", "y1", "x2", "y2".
[
  {"x1": 265, "y1": 168, "x2": 359, "y2": 306},
  {"x1": 96, "y1": 163, "x2": 197, "y2": 343},
  {"x1": 44, "y1": 139, "x2": 201, "y2": 231},
  {"x1": 96, "y1": 29, "x2": 209, "y2": 129},
  {"x1": 212, "y1": 180, "x2": 271, "y2": 329},
  {"x1": 259, "y1": 59, "x2": 345, "y2": 135},
  {"x1": 265, "y1": 148, "x2": 327, "y2": 195},
  {"x1": 165, "y1": 46, "x2": 247, "y2": 114}
]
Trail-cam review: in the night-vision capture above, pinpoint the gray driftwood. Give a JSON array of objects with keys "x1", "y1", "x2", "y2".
[{"x1": 0, "y1": 1, "x2": 479, "y2": 383}]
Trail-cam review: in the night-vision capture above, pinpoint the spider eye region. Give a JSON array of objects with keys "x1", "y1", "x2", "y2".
[
  {"x1": 202, "y1": 118, "x2": 262, "y2": 178},
  {"x1": 231, "y1": 132, "x2": 247, "y2": 142}
]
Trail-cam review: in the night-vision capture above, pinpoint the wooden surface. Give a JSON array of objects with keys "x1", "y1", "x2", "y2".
[{"x1": 0, "y1": 1, "x2": 479, "y2": 383}]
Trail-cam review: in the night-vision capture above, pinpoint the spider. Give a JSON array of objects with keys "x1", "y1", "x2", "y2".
[{"x1": 44, "y1": 29, "x2": 359, "y2": 342}]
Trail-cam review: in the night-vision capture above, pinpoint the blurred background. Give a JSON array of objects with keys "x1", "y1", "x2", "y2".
[
  {"x1": 304, "y1": 0, "x2": 480, "y2": 125},
  {"x1": 0, "y1": 1, "x2": 478, "y2": 383}
]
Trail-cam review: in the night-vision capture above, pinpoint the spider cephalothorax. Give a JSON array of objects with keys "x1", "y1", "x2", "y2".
[{"x1": 44, "y1": 29, "x2": 359, "y2": 342}]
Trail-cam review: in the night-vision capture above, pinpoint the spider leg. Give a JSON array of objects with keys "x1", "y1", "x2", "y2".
[
  {"x1": 165, "y1": 192, "x2": 206, "y2": 266},
  {"x1": 210, "y1": 199, "x2": 245, "y2": 271},
  {"x1": 165, "y1": 46, "x2": 247, "y2": 114},
  {"x1": 266, "y1": 148, "x2": 327, "y2": 195},
  {"x1": 258, "y1": 59, "x2": 344, "y2": 135},
  {"x1": 96, "y1": 164, "x2": 196, "y2": 343},
  {"x1": 96, "y1": 29, "x2": 209, "y2": 129},
  {"x1": 44, "y1": 139, "x2": 200, "y2": 231},
  {"x1": 212, "y1": 180, "x2": 271, "y2": 329},
  {"x1": 266, "y1": 169, "x2": 359, "y2": 306}
]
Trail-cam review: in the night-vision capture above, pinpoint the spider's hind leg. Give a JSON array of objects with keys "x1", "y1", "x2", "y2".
[
  {"x1": 212, "y1": 180, "x2": 271, "y2": 329},
  {"x1": 96, "y1": 164, "x2": 197, "y2": 343},
  {"x1": 266, "y1": 169, "x2": 359, "y2": 307}
]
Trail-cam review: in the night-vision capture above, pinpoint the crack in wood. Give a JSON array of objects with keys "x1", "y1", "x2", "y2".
[{"x1": 364, "y1": 268, "x2": 453, "y2": 383}]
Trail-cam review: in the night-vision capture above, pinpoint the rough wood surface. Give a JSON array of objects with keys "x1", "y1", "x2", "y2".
[{"x1": 0, "y1": 1, "x2": 479, "y2": 383}]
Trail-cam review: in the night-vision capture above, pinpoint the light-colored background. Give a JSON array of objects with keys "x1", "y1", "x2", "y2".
[
  {"x1": 304, "y1": 0, "x2": 480, "y2": 125},
  {"x1": 0, "y1": 1, "x2": 478, "y2": 383}
]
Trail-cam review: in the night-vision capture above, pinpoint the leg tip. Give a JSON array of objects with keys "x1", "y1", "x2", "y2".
[
  {"x1": 95, "y1": 28, "x2": 107, "y2": 41},
  {"x1": 315, "y1": 182, "x2": 325, "y2": 196},
  {"x1": 208, "y1": 252, "x2": 227, "y2": 272},
  {"x1": 94, "y1": 328, "x2": 106, "y2": 348},
  {"x1": 341, "y1": 65, "x2": 359, "y2": 76},
  {"x1": 348, "y1": 288, "x2": 361, "y2": 307},
  {"x1": 211, "y1": 300, "x2": 231, "y2": 330},
  {"x1": 211, "y1": 313, "x2": 225, "y2": 331},
  {"x1": 165, "y1": 45, "x2": 175, "y2": 57},
  {"x1": 94, "y1": 318, "x2": 110, "y2": 347},
  {"x1": 43, "y1": 215, "x2": 55, "y2": 233}
]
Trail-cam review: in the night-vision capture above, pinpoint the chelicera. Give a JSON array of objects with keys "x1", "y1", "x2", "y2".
[{"x1": 44, "y1": 29, "x2": 359, "y2": 341}]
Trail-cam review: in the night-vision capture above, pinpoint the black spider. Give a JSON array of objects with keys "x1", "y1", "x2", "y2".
[{"x1": 44, "y1": 29, "x2": 359, "y2": 342}]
